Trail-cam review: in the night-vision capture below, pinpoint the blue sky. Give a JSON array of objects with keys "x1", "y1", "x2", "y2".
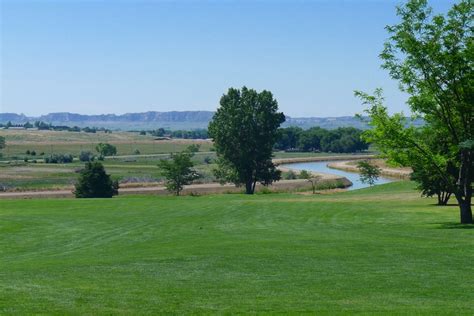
[{"x1": 1, "y1": 0, "x2": 454, "y2": 117}]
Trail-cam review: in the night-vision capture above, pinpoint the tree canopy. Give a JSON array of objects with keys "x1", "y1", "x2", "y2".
[
  {"x1": 96, "y1": 143, "x2": 117, "y2": 157},
  {"x1": 157, "y1": 150, "x2": 200, "y2": 196},
  {"x1": 74, "y1": 162, "x2": 119, "y2": 198},
  {"x1": 357, "y1": 160, "x2": 381, "y2": 186},
  {"x1": 208, "y1": 87, "x2": 285, "y2": 194},
  {"x1": 357, "y1": 0, "x2": 473, "y2": 223},
  {"x1": 275, "y1": 126, "x2": 369, "y2": 153}
]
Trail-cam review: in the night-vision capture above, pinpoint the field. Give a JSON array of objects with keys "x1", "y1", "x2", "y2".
[
  {"x1": 1, "y1": 182, "x2": 473, "y2": 314},
  {"x1": 0, "y1": 154, "x2": 218, "y2": 191},
  {"x1": 0, "y1": 129, "x2": 213, "y2": 158},
  {"x1": 0, "y1": 129, "x2": 370, "y2": 191}
]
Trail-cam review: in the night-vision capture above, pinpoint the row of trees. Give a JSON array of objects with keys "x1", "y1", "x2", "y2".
[
  {"x1": 43, "y1": 143, "x2": 117, "y2": 163},
  {"x1": 141, "y1": 128, "x2": 208, "y2": 139},
  {"x1": 275, "y1": 126, "x2": 369, "y2": 153},
  {"x1": 0, "y1": 121, "x2": 112, "y2": 133}
]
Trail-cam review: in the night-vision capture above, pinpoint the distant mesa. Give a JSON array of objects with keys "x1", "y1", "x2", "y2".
[{"x1": 0, "y1": 111, "x2": 423, "y2": 130}]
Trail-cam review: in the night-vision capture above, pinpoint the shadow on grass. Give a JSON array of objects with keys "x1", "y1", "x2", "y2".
[{"x1": 437, "y1": 222, "x2": 474, "y2": 229}]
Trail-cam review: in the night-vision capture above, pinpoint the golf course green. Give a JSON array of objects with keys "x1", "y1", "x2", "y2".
[{"x1": 1, "y1": 181, "x2": 473, "y2": 314}]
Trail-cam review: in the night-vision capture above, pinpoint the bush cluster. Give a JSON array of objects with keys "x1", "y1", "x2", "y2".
[{"x1": 44, "y1": 154, "x2": 74, "y2": 163}]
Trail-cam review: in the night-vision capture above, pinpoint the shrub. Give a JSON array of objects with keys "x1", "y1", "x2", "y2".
[
  {"x1": 79, "y1": 151, "x2": 94, "y2": 162},
  {"x1": 283, "y1": 170, "x2": 297, "y2": 180},
  {"x1": 258, "y1": 187, "x2": 273, "y2": 194},
  {"x1": 74, "y1": 162, "x2": 119, "y2": 198},
  {"x1": 134, "y1": 149, "x2": 141, "y2": 155},
  {"x1": 186, "y1": 144, "x2": 200, "y2": 153},
  {"x1": 96, "y1": 143, "x2": 117, "y2": 157},
  {"x1": 45, "y1": 154, "x2": 74, "y2": 164},
  {"x1": 298, "y1": 170, "x2": 311, "y2": 179}
]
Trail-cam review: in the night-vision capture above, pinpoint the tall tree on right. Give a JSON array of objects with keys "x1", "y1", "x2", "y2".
[{"x1": 357, "y1": 0, "x2": 473, "y2": 223}]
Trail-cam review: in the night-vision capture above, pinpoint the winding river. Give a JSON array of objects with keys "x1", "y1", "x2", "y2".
[{"x1": 281, "y1": 161, "x2": 395, "y2": 190}]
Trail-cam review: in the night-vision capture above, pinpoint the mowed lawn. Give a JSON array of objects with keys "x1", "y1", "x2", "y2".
[{"x1": 0, "y1": 182, "x2": 473, "y2": 314}]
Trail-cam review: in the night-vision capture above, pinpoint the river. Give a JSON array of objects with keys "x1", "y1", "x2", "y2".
[{"x1": 281, "y1": 161, "x2": 395, "y2": 190}]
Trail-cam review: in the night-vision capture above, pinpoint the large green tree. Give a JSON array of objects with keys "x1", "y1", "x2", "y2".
[
  {"x1": 357, "y1": 0, "x2": 473, "y2": 223},
  {"x1": 208, "y1": 87, "x2": 285, "y2": 194}
]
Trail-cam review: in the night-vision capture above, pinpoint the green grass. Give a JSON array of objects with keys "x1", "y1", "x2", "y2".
[{"x1": 1, "y1": 182, "x2": 473, "y2": 314}]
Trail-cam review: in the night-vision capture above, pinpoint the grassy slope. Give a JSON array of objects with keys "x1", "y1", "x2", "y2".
[{"x1": 1, "y1": 182, "x2": 473, "y2": 314}]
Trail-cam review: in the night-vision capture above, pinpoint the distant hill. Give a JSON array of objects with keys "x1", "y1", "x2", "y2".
[{"x1": 0, "y1": 111, "x2": 422, "y2": 130}]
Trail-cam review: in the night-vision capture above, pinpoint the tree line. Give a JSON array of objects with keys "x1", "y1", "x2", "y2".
[
  {"x1": 0, "y1": 121, "x2": 112, "y2": 133},
  {"x1": 140, "y1": 128, "x2": 208, "y2": 139},
  {"x1": 275, "y1": 126, "x2": 369, "y2": 153}
]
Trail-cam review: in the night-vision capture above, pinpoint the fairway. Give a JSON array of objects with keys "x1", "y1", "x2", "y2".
[{"x1": 1, "y1": 182, "x2": 473, "y2": 314}]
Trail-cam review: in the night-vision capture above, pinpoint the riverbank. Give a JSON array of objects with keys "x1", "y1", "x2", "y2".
[
  {"x1": 327, "y1": 160, "x2": 411, "y2": 180},
  {"x1": 273, "y1": 154, "x2": 375, "y2": 165}
]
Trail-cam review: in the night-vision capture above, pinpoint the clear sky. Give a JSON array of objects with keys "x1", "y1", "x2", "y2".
[{"x1": 0, "y1": 0, "x2": 455, "y2": 117}]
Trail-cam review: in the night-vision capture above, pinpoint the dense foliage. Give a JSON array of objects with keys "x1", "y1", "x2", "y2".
[
  {"x1": 79, "y1": 151, "x2": 95, "y2": 162},
  {"x1": 144, "y1": 128, "x2": 208, "y2": 139},
  {"x1": 411, "y1": 164, "x2": 452, "y2": 206},
  {"x1": 275, "y1": 126, "x2": 369, "y2": 153},
  {"x1": 357, "y1": 160, "x2": 381, "y2": 186},
  {"x1": 44, "y1": 153, "x2": 74, "y2": 164},
  {"x1": 74, "y1": 162, "x2": 119, "y2": 198},
  {"x1": 95, "y1": 143, "x2": 117, "y2": 157},
  {"x1": 209, "y1": 87, "x2": 285, "y2": 194},
  {"x1": 357, "y1": 0, "x2": 473, "y2": 223}
]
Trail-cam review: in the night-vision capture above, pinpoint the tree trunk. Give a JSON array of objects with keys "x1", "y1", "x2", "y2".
[
  {"x1": 437, "y1": 191, "x2": 451, "y2": 206},
  {"x1": 245, "y1": 180, "x2": 254, "y2": 194},
  {"x1": 456, "y1": 150, "x2": 472, "y2": 224},
  {"x1": 455, "y1": 191, "x2": 472, "y2": 224},
  {"x1": 459, "y1": 199, "x2": 472, "y2": 224}
]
